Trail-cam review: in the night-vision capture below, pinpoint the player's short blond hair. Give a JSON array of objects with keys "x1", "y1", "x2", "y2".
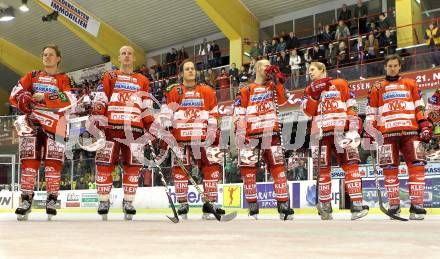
[{"x1": 310, "y1": 62, "x2": 326, "y2": 74}]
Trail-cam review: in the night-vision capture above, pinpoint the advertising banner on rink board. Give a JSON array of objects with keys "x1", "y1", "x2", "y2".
[
  {"x1": 361, "y1": 178, "x2": 439, "y2": 208},
  {"x1": 0, "y1": 191, "x2": 13, "y2": 209},
  {"x1": 40, "y1": 0, "x2": 101, "y2": 37},
  {"x1": 295, "y1": 180, "x2": 341, "y2": 209},
  {"x1": 331, "y1": 162, "x2": 440, "y2": 179}
]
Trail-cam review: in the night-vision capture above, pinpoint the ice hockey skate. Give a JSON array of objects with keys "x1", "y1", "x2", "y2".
[
  {"x1": 122, "y1": 199, "x2": 136, "y2": 220},
  {"x1": 350, "y1": 201, "x2": 369, "y2": 220},
  {"x1": 409, "y1": 204, "x2": 426, "y2": 220},
  {"x1": 202, "y1": 202, "x2": 225, "y2": 220},
  {"x1": 248, "y1": 202, "x2": 259, "y2": 220},
  {"x1": 177, "y1": 203, "x2": 189, "y2": 220},
  {"x1": 46, "y1": 193, "x2": 58, "y2": 221},
  {"x1": 317, "y1": 202, "x2": 333, "y2": 220},
  {"x1": 277, "y1": 201, "x2": 294, "y2": 220},
  {"x1": 15, "y1": 193, "x2": 33, "y2": 221},
  {"x1": 97, "y1": 201, "x2": 110, "y2": 221}
]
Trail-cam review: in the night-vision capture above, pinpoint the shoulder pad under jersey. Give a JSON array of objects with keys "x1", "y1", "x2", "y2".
[
  {"x1": 199, "y1": 83, "x2": 215, "y2": 90},
  {"x1": 166, "y1": 83, "x2": 180, "y2": 93}
]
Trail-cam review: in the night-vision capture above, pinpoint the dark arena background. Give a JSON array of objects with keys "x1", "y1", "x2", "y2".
[{"x1": 1, "y1": 0, "x2": 440, "y2": 258}]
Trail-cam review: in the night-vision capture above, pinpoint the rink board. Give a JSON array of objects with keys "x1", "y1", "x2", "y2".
[{"x1": 3, "y1": 176, "x2": 440, "y2": 210}]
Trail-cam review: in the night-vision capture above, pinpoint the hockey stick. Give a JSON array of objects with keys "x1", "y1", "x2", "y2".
[
  {"x1": 270, "y1": 71, "x2": 294, "y2": 220},
  {"x1": 168, "y1": 146, "x2": 237, "y2": 222},
  {"x1": 146, "y1": 142, "x2": 179, "y2": 223},
  {"x1": 370, "y1": 148, "x2": 408, "y2": 221}
]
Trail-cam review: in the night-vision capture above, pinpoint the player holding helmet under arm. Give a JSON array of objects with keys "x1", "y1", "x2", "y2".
[
  {"x1": 366, "y1": 54, "x2": 432, "y2": 220},
  {"x1": 164, "y1": 59, "x2": 225, "y2": 220},
  {"x1": 10, "y1": 45, "x2": 76, "y2": 221},
  {"x1": 233, "y1": 59, "x2": 294, "y2": 220},
  {"x1": 92, "y1": 46, "x2": 153, "y2": 220},
  {"x1": 302, "y1": 61, "x2": 369, "y2": 220}
]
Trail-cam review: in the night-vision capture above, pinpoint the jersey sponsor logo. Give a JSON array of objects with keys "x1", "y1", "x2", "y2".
[
  {"x1": 382, "y1": 91, "x2": 409, "y2": 101},
  {"x1": 175, "y1": 122, "x2": 206, "y2": 129},
  {"x1": 116, "y1": 92, "x2": 139, "y2": 104},
  {"x1": 184, "y1": 91, "x2": 195, "y2": 97},
  {"x1": 110, "y1": 113, "x2": 140, "y2": 122},
  {"x1": 322, "y1": 91, "x2": 340, "y2": 99},
  {"x1": 33, "y1": 83, "x2": 58, "y2": 93},
  {"x1": 38, "y1": 76, "x2": 57, "y2": 83},
  {"x1": 250, "y1": 92, "x2": 272, "y2": 102},
  {"x1": 180, "y1": 129, "x2": 204, "y2": 137},
  {"x1": 181, "y1": 99, "x2": 203, "y2": 107},
  {"x1": 117, "y1": 75, "x2": 133, "y2": 81},
  {"x1": 322, "y1": 99, "x2": 339, "y2": 112},
  {"x1": 114, "y1": 81, "x2": 140, "y2": 91},
  {"x1": 387, "y1": 100, "x2": 407, "y2": 111},
  {"x1": 256, "y1": 101, "x2": 274, "y2": 113},
  {"x1": 384, "y1": 119, "x2": 412, "y2": 128},
  {"x1": 250, "y1": 120, "x2": 275, "y2": 130},
  {"x1": 96, "y1": 83, "x2": 104, "y2": 92},
  {"x1": 253, "y1": 87, "x2": 265, "y2": 93},
  {"x1": 183, "y1": 109, "x2": 201, "y2": 120},
  {"x1": 385, "y1": 84, "x2": 404, "y2": 90}
]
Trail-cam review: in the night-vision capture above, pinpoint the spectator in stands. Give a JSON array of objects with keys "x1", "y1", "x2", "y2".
[
  {"x1": 364, "y1": 33, "x2": 379, "y2": 60},
  {"x1": 270, "y1": 39, "x2": 279, "y2": 63},
  {"x1": 292, "y1": 160, "x2": 307, "y2": 181},
  {"x1": 367, "y1": 21, "x2": 379, "y2": 38},
  {"x1": 280, "y1": 31, "x2": 289, "y2": 42},
  {"x1": 289, "y1": 49, "x2": 302, "y2": 88},
  {"x1": 377, "y1": 12, "x2": 392, "y2": 31},
  {"x1": 338, "y1": 4, "x2": 352, "y2": 29},
  {"x1": 286, "y1": 32, "x2": 299, "y2": 51},
  {"x1": 380, "y1": 29, "x2": 397, "y2": 55},
  {"x1": 335, "y1": 20, "x2": 351, "y2": 41},
  {"x1": 316, "y1": 22, "x2": 324, "y2": 43},
  {"x1": 320, "y1": 25, "x2": 335, "y2": 46},
  {"x1": 311, "y1": 43, "x2": 325, "y2": 62},
  {"x1": 354, "y1": 0, "x2": 368, "y2": 35},
  {"x1": 326, "y1": 42, "x2": 338, "y2": 69},
  {"x1": 249, "y1": 58, "x2": 257, "y2": 80},
  {"x1": 76, "y1": 177, "x2": 87, "y2": 190},
  {"x1": 238, "y1": 65, "x2": 249, "y2": 85},
  {"x1": 88, "y1": 175, "x2": 96, "y2": 189},
  {"x1": 377, "y1": 12, "x2": 392, "y2": 41},
  {"x1": 277, "y1": 50, "x2": 290, "y2": 75},
  {"x1": 178, "y1": 46, "x2": 189, "y2": 63},
  {"x1": 249, "y1": 42, "x2": 261, "y2": 59},
  {"x1": 206, "y1": 67, "x2": 217, "y2": 87},
  {"x1": 277, "y1": 37, "x2": 287, "y2": 53},
  {"x1": 425, "y1": 21, "x2": 440, "y2": 67},
  {"x1": 217, "y1": 67, "x2": 230, "y2": 101},
  {"x1": 354, "y1": 36, "x2": 365, "y2": 63},
  {"x1": 212, "y1": 41, "x2": 221, "y2": 67},
  {"x1": 260, "y1": 40, "x2": 272, "y2": 59},
  {"x1": 303, "y1": 48, "x2": 312, "y2": 82},
  {"x1": 229, "y1": 62, "x2": 239, "y2": 87},
  {"x1": 198, "y1": 38, "x2": 209, "y2": 70},
  {"x1": 170, "y1": 48, "x2": 177, "y2": 76},
  {"x1": 337, "y1": 40, "x2": 350, "y2": 66}
]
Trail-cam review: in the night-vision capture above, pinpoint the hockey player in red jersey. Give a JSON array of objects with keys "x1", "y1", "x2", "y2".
[
  {"x1": 366, "y1": 54, "x2": 432, "y2": 220},
  {"x1": 163, "y1": 59, "x2": 225, "y2": 220},
  {"x1": 10, "y1": 45, "x2": 77, "y2": 220},
  {"x1": 92, "y1": 46, "x2": 153, "y2": 220},
  {"x1": 233, "y1": 59, "x2": 294, "y2": 220},
  {"x1": 302, "y1": 61, "x2": 369, "y2": 220}
]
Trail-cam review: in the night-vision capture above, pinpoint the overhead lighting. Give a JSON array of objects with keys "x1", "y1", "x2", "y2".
[
  {"x1": 19, "y1": 0, "x2": 29, "y2": 12},
  {"x1": 0, "y1": 7, "x2": 15, "y2": 22}
]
